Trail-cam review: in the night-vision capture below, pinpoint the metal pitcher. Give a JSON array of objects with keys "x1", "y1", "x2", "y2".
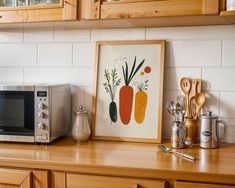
[{"x1": 199, "y1": 111, "x2": 225, "y2": 149}]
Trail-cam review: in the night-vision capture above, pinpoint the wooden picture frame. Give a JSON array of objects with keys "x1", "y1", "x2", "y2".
[{"x1": 92, "y1": 40, "x2": 165, "y2": 143}]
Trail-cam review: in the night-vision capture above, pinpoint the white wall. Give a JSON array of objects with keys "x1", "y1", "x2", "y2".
[{"x1": 0, "y1": 25, "x2": 235, "y2": 142}]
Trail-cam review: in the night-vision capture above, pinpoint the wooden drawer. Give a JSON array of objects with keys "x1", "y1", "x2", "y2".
[
  {"x1": 101, "y1": 0, "x2": 219, "y2": 19},
  {"x1": 67, "y1": 173, "x2": 166, "y2": 188},
  {"x1": 175, "y1": 181, "x2": 235, "y2": 188}
]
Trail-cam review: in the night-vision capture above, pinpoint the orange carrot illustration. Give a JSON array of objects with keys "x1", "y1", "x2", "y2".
[
  {"x1": 134, "y1": 81, "x2": 148, "y2": 124},
  {"x1": 119, "y1": 57, "x2": 145, "y2": 125}
]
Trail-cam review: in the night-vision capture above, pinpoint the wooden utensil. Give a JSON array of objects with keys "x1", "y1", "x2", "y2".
[
  {"x1": 188, "y1": 80, "x2": 197, "y2": 118},
  {"x1": 180, "y1": 77, "x2": 191, "y2": 118},
  {"x1": 194, "y1": 92, "x2": 206, "y2": 119},
  {"x1": 196, "y1": 79, "x2": 202, "y2": 93}
]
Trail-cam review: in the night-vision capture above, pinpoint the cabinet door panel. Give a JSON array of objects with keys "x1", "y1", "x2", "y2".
[
  {"x1": 175, "y1": 181, "x2": 235, "y2": 188},
  {"x1": 0, "y1": 168, "x2": 31, "y2": 188},
  {"x1": 67, "y1": 173, "x2": 165, "y2": 188},
  {"x1": 101, "y1": 0, "x2": 219, "y2": 19}
]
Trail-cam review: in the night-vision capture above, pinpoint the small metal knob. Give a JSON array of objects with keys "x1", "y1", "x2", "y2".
[
  {"x1": 38, "y1": 123, "x2": 46, "y2": 130},
  {"x1": 37, "y1": 112, "x2": 46, "y2": 118}
]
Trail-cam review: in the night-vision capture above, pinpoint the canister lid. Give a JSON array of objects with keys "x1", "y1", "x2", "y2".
[
  {"x1": 200, "y1": 111, "x2": 218, "y2": 119},
  {"x1": 74, "y1": 106, "x2": 88, "y2": 115}
]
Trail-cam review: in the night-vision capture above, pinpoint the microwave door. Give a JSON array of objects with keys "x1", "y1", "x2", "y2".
[{"x1": 0, "y1": 91, "x2": 35, "y2": 139}]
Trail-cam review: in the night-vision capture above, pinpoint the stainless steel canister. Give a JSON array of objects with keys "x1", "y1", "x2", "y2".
[
  {"x1": 171, "y1": 121, "x2": 192, "y2": 148},
  {"x1": 199, "y1": 111, "x2": 225, "y2": 149}
]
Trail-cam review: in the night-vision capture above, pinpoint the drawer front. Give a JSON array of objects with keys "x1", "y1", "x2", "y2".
[
  {"x1": 175, "y1": 181, "x2": 235, "y2": 188},
  {"x1": 67, "y1": 173, "x2": 165, "y2": 188}
]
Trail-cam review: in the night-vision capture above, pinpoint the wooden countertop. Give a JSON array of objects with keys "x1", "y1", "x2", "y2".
[{"x1": 0, "y1": 137, "x2": 234, "y2": 184}]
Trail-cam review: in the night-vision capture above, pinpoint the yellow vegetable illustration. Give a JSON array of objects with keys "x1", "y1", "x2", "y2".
[{"x1": 134, "y1": 81, "x2": 148, "y2": 124}]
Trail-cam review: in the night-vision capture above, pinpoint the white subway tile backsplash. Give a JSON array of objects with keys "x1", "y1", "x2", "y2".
[
  {"x1": 221, "y1": 119, "x2": 235, "y2": 143},
  {"x1": 73, "y1": 43, "x2": 95, "y2": 67},
  {"x1": 0, "y1": 29, "x2": 23, "y2": 42},
  {"x1": 24, "y1": 67, "x2": 94, "y2": 85},
  {"x1": 202, "y1": 68, "x2": 235, "y2": 91},
  {"x1": 202, "y1": 91, "x2": 220, "y2": 116},
  {"x1": 72, "y1": 86, "x2": 85, "y2": 113},
  {"x1": 167, "y1": 40, "x2": 221, "y2": 67},
  {"x1": 220, "y1": 92, "x2": 235, "y2": 118},
  {"x1": 222, "y1": 40, "x2": 235, "y2": 67},
  {"x1": 146, "y1": 25, "x2": 235, "y2": 40},
  {"x1": 0, "y1": 68, "x2": 23, "y2": 83},
  {"x1": 0, "y1": 44, "x2": 36, "y2": 66},
  {"x1": 54, "y1": 28, "x2": 90, "y2": 42},
  {"x1": 0, "y1": 25, "x2": 234, "y2": 142},
  {"x1": 84, "y1": 87, "x2": 93, "y2": 123},
  {"x1": 91, "y1": 28, "x2": 145, "y2": 41},
  {"x1": 24, "y1": 28, "x2": 53, "y2": 42},
  {"x1": 162, "y1": 118, "x2": 171, "y2": 139},
  {"x1": 38, "y1": 43, "x2": 72, "y2": 66},
  {"x1": 164, "y1": 68, "x2": 201, "y2": 90}
]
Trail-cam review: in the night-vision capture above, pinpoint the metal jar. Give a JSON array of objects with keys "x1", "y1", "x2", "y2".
[{"x1": 199, "y1": 111, "x2": 225, "y2": 149}]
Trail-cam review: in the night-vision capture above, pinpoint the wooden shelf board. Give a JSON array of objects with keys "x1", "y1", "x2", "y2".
[
  {"x1": 221, "y1": 10, "x2": 235, "y2": 16},
  {"x1": 0, "y1": 15, "x2": 234, "y2": 29}
]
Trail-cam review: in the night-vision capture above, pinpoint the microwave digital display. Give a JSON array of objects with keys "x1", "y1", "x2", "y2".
[{"x1": 37, "y1": 91, "x2": 47, "y2": 97}]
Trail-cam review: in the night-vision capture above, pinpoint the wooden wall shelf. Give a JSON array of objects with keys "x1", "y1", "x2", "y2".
[
  {"x1": 221, "y1": 10, "x2": 235, "y2": 16},
  {"x1": 0, "y1": 14, "x2": 235, "y2": 29}
]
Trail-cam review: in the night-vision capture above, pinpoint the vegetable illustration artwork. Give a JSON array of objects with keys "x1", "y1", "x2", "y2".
[
  {"x1": 103, "y1": 68, "x2": 121, "y2": 123},
  {"x1": 134, "y1": 80, "x2": 149, "y2": 124},
  {"x1": 119, "y1": 56, "x2": 145, "y2": 125}
]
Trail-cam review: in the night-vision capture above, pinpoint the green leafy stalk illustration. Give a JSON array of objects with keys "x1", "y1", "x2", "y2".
[{"x1": 103, "y1": 68, "x2": 121, "y2": 123}]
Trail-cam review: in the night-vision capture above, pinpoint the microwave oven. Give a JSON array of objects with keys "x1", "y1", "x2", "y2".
[{"x1": 0, "y1": 84, "x2": 71, "y2": 143}]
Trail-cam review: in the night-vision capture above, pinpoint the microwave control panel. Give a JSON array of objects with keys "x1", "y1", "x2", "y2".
[{"x1": 35, "y1": 87, "x2": 50, "y2": 143}]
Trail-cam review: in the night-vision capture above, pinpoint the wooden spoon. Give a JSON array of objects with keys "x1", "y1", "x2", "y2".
[
  {"x1": 180, "y1": 77, "x2": 191, "y2": 118},
  {"x1": 194, "y1": 92, "x2": 206, "y2": 119},
  {"x1": 188, "y1": 80, "x2": 197, "y2": 118}
]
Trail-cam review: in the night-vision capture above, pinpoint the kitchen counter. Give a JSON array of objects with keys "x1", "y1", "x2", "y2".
[{"x1": 0, "y1": 137, "x2": 234, "y2": 185}]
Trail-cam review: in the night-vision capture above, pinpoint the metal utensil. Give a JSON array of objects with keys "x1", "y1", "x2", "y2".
[
  {"x1": 166, "y1": 101, "x2": 176, "y2": 120},
  {"x1": 194, "y1": 92, "x2": 206, "y2": 119},
  {"x1": 180, "y1": 77, "x2": 191, "y2": 118},
  {"x1": 158, "y1": 144, "x2": 195, "y2": 161}
]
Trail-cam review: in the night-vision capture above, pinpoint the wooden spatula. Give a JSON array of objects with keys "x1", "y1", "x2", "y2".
[{"x1": 180, "y1": 77, "x2": 191, "y2": 118}]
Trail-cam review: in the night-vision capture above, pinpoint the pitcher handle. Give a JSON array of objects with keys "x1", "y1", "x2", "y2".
[{"x1": 216, "y1": 120, "x2": 225, "y2": 141}]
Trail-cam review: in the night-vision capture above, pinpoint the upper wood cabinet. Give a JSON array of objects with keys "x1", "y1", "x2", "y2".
[
  {"x1": 80, "y1": 0, "x2": 220, "y2": 20},
  {"x1": 0, "y1": 0, "x2": 77, "y2": 23}
]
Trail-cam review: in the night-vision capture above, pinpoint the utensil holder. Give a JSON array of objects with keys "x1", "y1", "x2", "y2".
[{"x1": 184, "y1": 118, "x2": 198, "y2": 144}]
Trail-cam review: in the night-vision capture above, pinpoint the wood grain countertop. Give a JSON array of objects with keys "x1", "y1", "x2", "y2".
[{"x1": 0, "y1": 137, "x2": 234, "y2": 184}]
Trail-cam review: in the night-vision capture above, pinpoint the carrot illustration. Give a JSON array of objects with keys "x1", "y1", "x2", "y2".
[
  {"x1": 119, "y1": 56, "x2": 145, "y2": 125},
  {"x1": 134, "y1": 81, "x2": 148, "y2": 124},
  {"x1": 103, "y1": 68, "x2": 121, "y2": 123}
]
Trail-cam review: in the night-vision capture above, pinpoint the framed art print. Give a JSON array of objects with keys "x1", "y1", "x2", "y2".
[{"x1": 92, "y1": 40, "x2": 165, "y2": 143}]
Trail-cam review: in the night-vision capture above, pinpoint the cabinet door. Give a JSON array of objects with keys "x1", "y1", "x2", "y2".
[
  {"x1": 0, "y1": 168, "x2": 31, "y2": 188},
  {"x1": 100, "y1": 0, "x2": 219, "y2": 19},
  {"x1": 0, "y1": 0, "x2": 77, "y2": 23},
  {"x1": 175, "y1": 181, "x2": 235, "y2": 188},
  {"x1": 67, "y1": 173, "x2": 165, "y2": 188}
]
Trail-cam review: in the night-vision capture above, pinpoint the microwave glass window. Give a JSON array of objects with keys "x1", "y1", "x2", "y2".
[
  {"x1": 0, "y1": 96, "x2": 24, "y2": 125},
  {"x1": 0, "y1": 91, "x2": 34, "y2": 136}
]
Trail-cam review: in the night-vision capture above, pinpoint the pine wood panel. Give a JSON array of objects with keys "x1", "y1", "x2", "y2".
[
  {"x1": 175, "y1": 181, "x2": 235, "y2": 188},
  {"x1": 101, "y1": 0, "x2": 219, "y2": 19},
  {"x1": 0, "y1": 0, "x2": 76, "y2": 23},
  {"x1": 33, "y1": 170, "x2": 49, "y2": 188},
  {"x1": 67, "y1": 173, "x2": 165, "y2": 188},
  {"x1": 79, "y1": 0, "x2": 100, "y2": 19},
  {"x1": 0, "y1": 138, "x2": 233, "y2": 185},
  {"x1": 0, "y1": 168, "x2": 31, "y2": 188},
  {"x1": 51, "y1": 171, "x2": 65, "y2": 188}
]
